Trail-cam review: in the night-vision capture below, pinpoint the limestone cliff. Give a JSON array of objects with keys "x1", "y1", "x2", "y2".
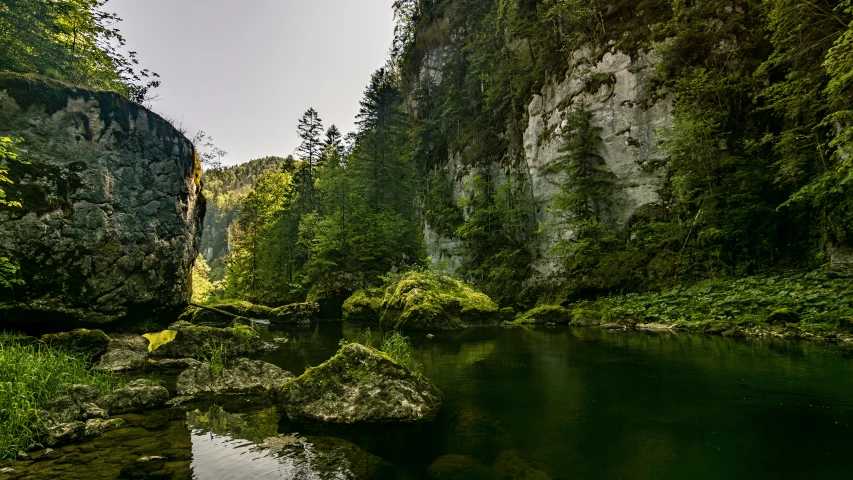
[
  {"x1": 424, "y1": 47, "x2": 671, "y2": 280},
  {"x1": 0, "y1": 73, "x2": 204, "y2": 331}
]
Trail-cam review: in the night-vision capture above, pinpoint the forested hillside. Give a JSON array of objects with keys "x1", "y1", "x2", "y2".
[
  {"x1": 200, "y1": 156, "x2": 289, "y2": 280},
  {"x1": 207, "y1": 0, "x2": 853, "y2": 311}
]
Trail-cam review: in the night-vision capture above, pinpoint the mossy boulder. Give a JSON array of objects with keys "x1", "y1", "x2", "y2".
[
  {"x1": 275, "y1": 343, "x2": 442, "y2": 423},
  {"x1": 380, "y1": 272, "x2": 499, "y2": 331},
  {"x1": 427, "y1": 454, "x2": 489, "y2": 480},
  {"x1": 515, "y1": 305, "x2": 570, "y2": 325},
  {"x1": 570, "y1": 308, "x2": 603, "y2": 327},
  {"x1": 492, "y1": 450, "x2": 551, "y2": 480},
  {"x1": 176, "y1": 358, "x2": 294, "y2": 397},
  {"x1": 269, "y1": 302, "x2": 319, "y2": 324},
  {"x1": 342, "y1": 288, "x2": 385, "y2": 322},
  {"x1": 766, "y1": 308, "x2": 801, "y2": 325},
  {"x1": 307, "y1": 272, "x2": 370, "y2": 318},
  {"x1": 148, "y1": 326, "x2": 266, "y2": 358},
  {"x1": 41, "y1": 329, "x2": 110, "y2": 361}
]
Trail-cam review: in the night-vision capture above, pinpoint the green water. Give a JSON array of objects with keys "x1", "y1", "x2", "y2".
[{"x1": 6, "y1": 323, "x2": 853, "y2": 479}]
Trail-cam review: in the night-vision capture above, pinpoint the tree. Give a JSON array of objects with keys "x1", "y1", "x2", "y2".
[{"x1": 0, "y1": 0, "x2": 160, "y2": 103}]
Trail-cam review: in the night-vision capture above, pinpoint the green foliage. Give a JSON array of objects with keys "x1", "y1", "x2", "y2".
[
  {"x1": 576, "y1": 267, "x2": 853, "y2": 332},
  {"x1": 231, "y1": 323, "x2": 259, "y2": 348},
  {"x1": 0, "y1": 0, "x2": 160, "y2": 102},
  {"x1": 514, "y1": 305, "x2": 570, "y2": 325},
  {"x1": 380, "y1": 330, "x2": 422, "y2": 377},
  {"x1": 0, "y1": 137, "x2": 27, "y2": 289},
  {"x1": 0, "y1": 332, "x2": 121, "y2": 459},
  {"x1": 202, "y1": 342, "x2": 229, "y2": 377}
]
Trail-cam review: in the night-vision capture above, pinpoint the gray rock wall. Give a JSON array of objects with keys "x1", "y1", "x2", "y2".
[
  {"x1": 424, "y1": 48, "x2": 671, "y2": 279},
  {"x1": 0, "y1": 73, "x2": 204, "y2": 331}
]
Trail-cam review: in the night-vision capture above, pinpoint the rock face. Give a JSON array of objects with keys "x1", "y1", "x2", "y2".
[
  {"x1": 0, "y1": 73, "x2": 204, "y2": 331},
  {"x1": 276, "y1": 343, "x2": 443, "y2": 423},
  {"x1": 177, "y1": 358, "x2": 294, "y2": 396},
  {"x1": 423, "y1": 49, "x2": 670, "y2": 281},
  {"x1": 380, "y1": 272, "x2": 499, "y2": 331}
]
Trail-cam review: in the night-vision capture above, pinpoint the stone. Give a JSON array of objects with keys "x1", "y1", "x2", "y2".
[
  {"x1": 492, "y1": 450, "x2": 551, "y2": 480},
  {"x1": 176, "y1": 358, "x2": 294, "y2": 396},
  {"x1": 148, "y1": 326, "x2": 265, "y2": 358},
  {"x1": 93, "y1": 333, "x2": 149, "y2": 372},
  {"x1": 150, "y1": 357, "x2": 203, "y2": 369},
  {"x1": 341, "y1": 288, "x2": 385, "y2": 322},
  {"x1": 766, "y1": 308, "x2": 801, "y2": 325},
  {"x1": 96, "y1": 379, "x2": 169, "y2": 414},
  {"x1": 168, "y1": 320, "x2": 195, "y2": 330},
  {"x1": 269, "y1": 302, "x2": 319, "y2": 324},
  {"x1": 84, "y1": 418, "x2": 124, "y2": 437},
  {"x1": 427, "y1": 454, "x2": 489, "y2": 480},
  {"x1": 258, "y1": 434, "x2": 390, "y2": 479},
  {"x1": 43, "y1": 421, "x2": 86, "y2": 447},
  {"x1": 41, "y1": 329, "x2": 110, "y2": 361},
  {"x1": 380, "y1": 272, "x2": 499, "y2": 331},
  {"x1": 276, "y1": 343, "x2": 442, "y2": 423},
  {"x1": 571, "y1": 308, "x2": 603, "y2": 327},
  {"x1": 0, "y1": 72, "x2": 203, "y2": 330},
  {"x1": 515, "y1": 305, "x2": 570, "y2": 325}
]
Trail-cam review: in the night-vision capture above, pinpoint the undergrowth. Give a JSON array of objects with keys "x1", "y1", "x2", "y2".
[
  {"x1": 202, "y1": 342, "x2": 229, "y2": 377},
  {"x1": 0, "y1": 332, "x2": 121, "y2": 460}
]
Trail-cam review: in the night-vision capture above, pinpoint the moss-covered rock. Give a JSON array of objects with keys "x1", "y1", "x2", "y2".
[
  {"x1": 341, "y1": 288, "x2": 385, "y2": 322},
  {"x1": 269, "y1": 302, "x2": 319, "y2": 324},
  {"x1": 515, "y1": 305, "x2": 570, "y2": 325},
  {"x1": 95, "y1": 379, "x2": 169, "y2": 414},
  {"x1": 178, "y1": 301, "x2": 272, "y2": 325},
  {"x1": 380, "y1": 272, "x2": 499, "y2": 331},
  {"x1": 766, "y1": 308, "x2": 801, "y2": 325},
  {"x1": 176, "y1": 358, "x2": 294, "y2": 397},
  {"x1": 147, "y1": 326, "x2": 265, "y2": 358},
  {"x1": 41, "y1": 329, "x2": 110, "y2": 361},
  {"x1": 492, "y1": 450, "x2": 551, "y2": 480},
  {"x1": 570, "y1": 308, "x2": 603, "y2": 327},
  {"x1": 427, "y1": 454, "x2": 489, "y2": 480},
  {"x1": 275, "y1": 343, "x2": 442, "y2": 423}
]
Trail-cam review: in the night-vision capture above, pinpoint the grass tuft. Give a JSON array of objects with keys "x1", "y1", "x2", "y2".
[
  {"x1": 202, "y1": 342, "x2": 229, "y2": 377},
  {"x1": 0, "y1": 331, "x2": 121, "y2": 459},
  {"x1": 380, "y1": 331, "x2": 423, "y2": 377}
]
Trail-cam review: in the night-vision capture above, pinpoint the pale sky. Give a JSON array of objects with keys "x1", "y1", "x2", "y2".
[{"x1": 108, "y1": 0, "x2": 396, "y2": 166}]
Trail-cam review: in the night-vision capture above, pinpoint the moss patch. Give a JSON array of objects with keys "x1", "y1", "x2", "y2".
[
  {"x1": 515, "y1": 305, "x2": 570, "y2": 325},
  {"x1": 380, "y1": 272, "x2": 499, "y2": 331},
  {"x1": 341, "y1": 288, "x2": 385, "y2": 322}
]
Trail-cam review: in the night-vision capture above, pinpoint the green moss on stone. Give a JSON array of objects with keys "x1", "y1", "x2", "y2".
[
  {"x1": 515, "y1": 305, "x2": 570, "y2": 325},
  {"x1": 342, "y1": 288, "x2": 385, "y2": 321},
  {"x1": 380, "y1": 272, "x2": 499, "y2": 331}
]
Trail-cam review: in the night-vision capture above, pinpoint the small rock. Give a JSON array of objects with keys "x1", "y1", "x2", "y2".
[
  {"x1": 766, "y1": 308, "x2": 801, "y2": 325},
  {"x1": 426, "y1": 334, "x2": 435, "y2": 339},
  {"x1": 150, "y1": 357, "x2": 203, "y2": 369},
  {"x1": 276, "y1": 343, "x2": 442, "y2": 423},
  {"x1": 0, "y1": 467, "x2": 15, "y2": 475},
  {"x1": 93, "y1": 334, "x2": 150, "y2": 372},
  {"x1": 16, "y1": 450, "x2": 28, "y2": 460},
  {"x1": 41, "y1": 329, "x2": 110, "y2": 361},
  {"x1": 84, "y1": 418, "x2": 124, "y2": 437},
  {"x1": 43, "y1": 421, "x2": 86, "y2": 447},
  {"x1": 177, "y1": 358, "x2": 294, "y2": 396}
]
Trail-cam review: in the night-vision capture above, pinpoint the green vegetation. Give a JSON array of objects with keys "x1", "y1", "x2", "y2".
[
  {"x1": 341, "y1": 288, "x2": 385, "y2": 321},
  {"x1": 0, "y1": 332, "x2": 121, "y2": 459},
  {"x1": 514, "y1": 305, "x2": 570, "y2": 325},
  {"x1": 570, "y1": 267, "x2": 853, "y2": 337},
  {"x1": 0, "y1": 0, "x2": 160, "y2": 102},
  {"x1": 0, "y1": 137, "x2": 26, "y2": 289},
  {"x1": 380, "y1": 271, "x2": 499, "y2": 331},
  {"x1": 380, "y1": 331, "x2": 423, "y2": 377},
  {"x1": 202, "y1": 342, "x2": 229, "y2": 377}
]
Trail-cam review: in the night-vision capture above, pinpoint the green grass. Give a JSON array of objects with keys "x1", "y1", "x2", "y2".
[
  {"x1": 202, "y1": 342, "x2": 229, "y2": 377},
  {"x1": 380, "y1": 331, "x2": 423, "y2": 377},
  {"x1": 0, "y1": 332, "x2": 122, "y2": 459},
  {"x1": 231, "y1": 323, "x2": 259, "y2": 347}
]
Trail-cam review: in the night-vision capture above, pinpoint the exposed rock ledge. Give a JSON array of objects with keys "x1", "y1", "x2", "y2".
[{"x1": 0, "y1": 73, "x2": 204, "y2": 332}]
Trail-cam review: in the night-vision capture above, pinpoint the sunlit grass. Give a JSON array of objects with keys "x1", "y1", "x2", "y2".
[{"x1": 0, "y1": 332, "x2": 121, "y2": 459}]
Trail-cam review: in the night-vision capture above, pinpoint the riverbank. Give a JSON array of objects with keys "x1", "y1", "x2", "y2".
[{"x1": 557, "y1": 266, "x2": 853, "y2": 343}]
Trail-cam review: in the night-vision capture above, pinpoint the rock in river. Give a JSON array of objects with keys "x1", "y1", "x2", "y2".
[
  {"x1": 276, "y1": 343, "x2": 442, "y2": 423},
  {"x1": 177, "y1": 358, "x2": 294, "y2": 396},
  {"x1": 96, "y1": 379, "x2": 169, "y2": 414},
  {"x1": 148, "y1": 325, "x2": 266, "y2": 358},
  {"x1": 93, "y1": 333, "x2": 150, "y2": 372},
  {"x1": 0, "y1": 73, "x2": 204, "y2": 332}
]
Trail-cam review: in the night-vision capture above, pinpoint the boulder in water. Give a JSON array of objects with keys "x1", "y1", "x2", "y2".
[
  {"x1": 148, "y1": 325, "x2": 265, "y2": 358},
  {"x1": 515, "y1": 305, "x2": 570, "y2": 325},
  {"x1": 41, "y1": 329, "x2": 110, "y2": 361},
  {"x1": 177, "y1": 358, "x2": 294, "y2": 396},
  {"x1": 380, "y1": 272, "x2": 499, "y2": 331},
  {"x1": 269, "y1": 302, "x2": 319, "y2": 324},
  {"x1": 275, "y1": 343, "x2": 442, "y2": 423},
  {"x1": 342, "y1": 288, "x2": 384, "y2": 322},
  {"x1": 96, "y1": 379, "x2": 169, "y2": 414}
]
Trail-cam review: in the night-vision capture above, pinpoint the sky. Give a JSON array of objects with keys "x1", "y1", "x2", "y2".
[{"x1": 108, "y1": 0, "x2": 396, "y2": 166}]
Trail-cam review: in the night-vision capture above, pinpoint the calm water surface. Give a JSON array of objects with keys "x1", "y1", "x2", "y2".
[{"x1": 8, "y1": 322, "x2": 853, "y2": 479}]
